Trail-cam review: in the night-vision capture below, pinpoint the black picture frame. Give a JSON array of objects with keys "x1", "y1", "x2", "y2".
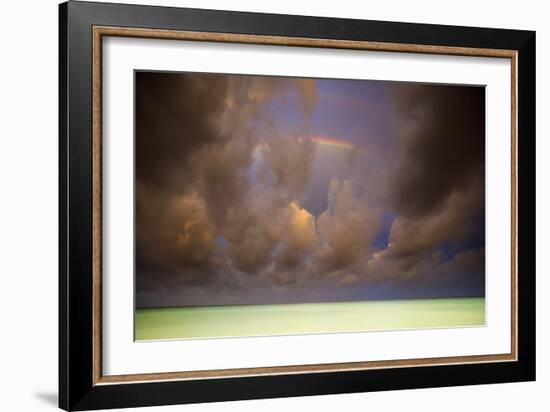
[{"x1": 59, "y1": 1, "x2": 536, "y2": 410}]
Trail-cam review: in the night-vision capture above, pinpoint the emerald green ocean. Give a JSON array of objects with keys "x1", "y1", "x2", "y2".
[{"x1": 135, "y1": 297, "x2": 485, "y2": 341}]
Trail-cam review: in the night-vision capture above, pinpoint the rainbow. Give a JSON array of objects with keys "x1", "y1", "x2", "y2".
[
  {"x1": 310, "y1": 136, "x2": 354, "y2": 151},
  {"x1": 254, "y1": 136, "x2": 354, "y2": 156}
]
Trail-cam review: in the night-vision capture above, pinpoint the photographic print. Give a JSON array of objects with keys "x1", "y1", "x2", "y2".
[{"x1": 134, "y1": 71, "x2": 486, "y2": 341}]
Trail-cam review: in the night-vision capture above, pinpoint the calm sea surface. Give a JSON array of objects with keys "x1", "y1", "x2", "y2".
[{"x1": 135, "y1": 297, "x2": 485, "y2": 341}]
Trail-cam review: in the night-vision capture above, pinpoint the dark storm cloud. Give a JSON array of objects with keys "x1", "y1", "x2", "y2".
[
  {"x1": 135, "y1": 72, "x2": 241, "y2": 283},
  {"x1": 389, "y1": 84, "x2": 485, "y2": 218},
  {"x1": 135, "y1": 72, "x2": 322, "y2": 301},
  {"x1": 367, "y1": 84, "x2": 486, "y2": 273},
  {"x1": 375, "y1": 180, "x2": 484, "y2": 272},
  {"x1": 135, "y1": 71, "x2": 231, "y2": 193}
]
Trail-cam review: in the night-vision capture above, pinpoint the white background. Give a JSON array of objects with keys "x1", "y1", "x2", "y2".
[
  {"x1": 103, "y1": 37, "x2": 511, "y2": 376},
  {"x1": 0, "y1": 0, "x2": 546, "y2": 411}
]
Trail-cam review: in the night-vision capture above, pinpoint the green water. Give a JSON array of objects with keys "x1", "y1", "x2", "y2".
[{"x1": 135, "y1": 297, "x2": 485, "y2": 341}]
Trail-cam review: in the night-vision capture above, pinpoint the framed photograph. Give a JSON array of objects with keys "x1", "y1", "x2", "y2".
[{"x1": 59, "y1": 1, "x2": 536, "y2": 410}]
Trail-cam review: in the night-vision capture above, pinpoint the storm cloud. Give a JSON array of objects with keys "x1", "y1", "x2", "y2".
[
  {"x1": 389, "y1": 84, "x2": 485, "y2": 218},
  {"x1": 368, "y1": 84, "x2": 486, "y2": 273},
  {"x1": 135, "y1": 72, "x2": 486, "y2": 308}
]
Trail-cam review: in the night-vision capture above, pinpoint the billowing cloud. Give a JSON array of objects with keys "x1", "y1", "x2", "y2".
[
  {"x1": 136, "y1": 185, "x2": 215, "y2": 273},
  {"x1": 440, "y1": 247, "x2": 485, "y2": 277},
  {"x1": 258, "y1": 137, "x2": 315, "y2": 197},
  {"x1": 136, "y1": 72, "x2": 322, "y2": 284},
  {"x1": 313, "y1": 179, "x2": 380, "y2": 273},
  {"x1": 389, "y1": 84, "x2": 485, "y2": 219},
  {"x1": 135, "y1": 72, "x2": 485, "y2": 308},
  {"x1": 135, "y1": 72, "x2": 231, "y2": 193},
  {"x1": 374, "y1": 181, "x2": 483, "y2": 272},
  {"x1": 277, "y1": 202, "x2": 316, "y2": 268},
  {"x1": 365, "y1": 84, "x2": 486, "y2": 276},
  {"x1": 225, "y1": 194, "x2": 316, "y2": 274}
]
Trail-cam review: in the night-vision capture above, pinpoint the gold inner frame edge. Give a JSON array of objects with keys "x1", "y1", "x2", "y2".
[{"x1": 91, "y1": 25, "x2": 518, "y2": 386}]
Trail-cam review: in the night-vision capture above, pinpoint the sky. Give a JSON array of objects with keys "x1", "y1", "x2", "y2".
[{"x1": 135, "y1": 71, "x2": 485, "y2": 308}]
